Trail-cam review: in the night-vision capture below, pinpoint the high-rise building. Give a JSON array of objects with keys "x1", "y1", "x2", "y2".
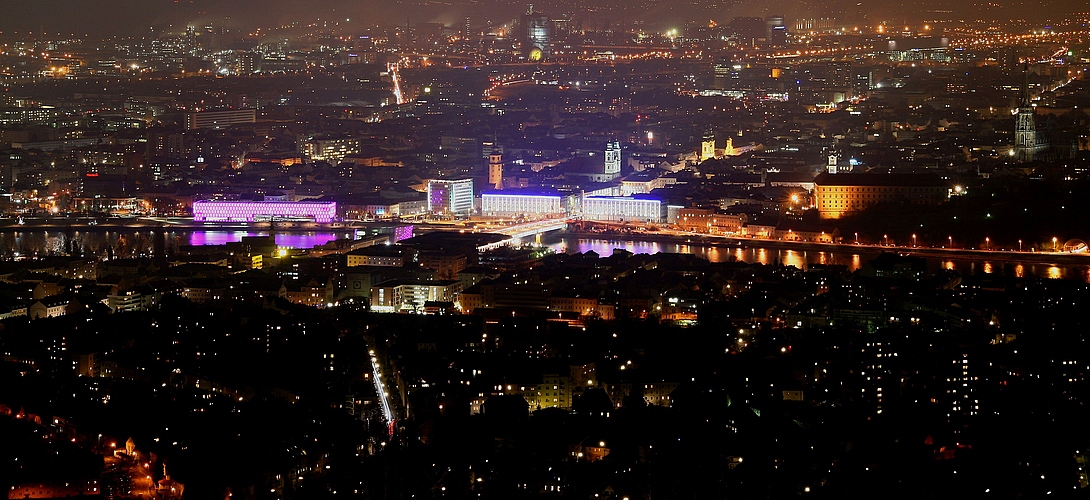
[
  {"x1": 427, "y1": 178, "x2": 474, "y2": 216},
  {"x1": 713, "y1": 58, "x2": 738, "y2": 90},
  {"x1": 523, "y1": 5, "x2": 551, "y2": 61},
  {"x1": 946, "y1": 353, "x2": 979, "y2": 418},
  {"x1": 766, "y1": 16, "x2": 787, "y2": 46},
  {"x1": 464, "y1": 16, "x2": 472, "y2": 46}
]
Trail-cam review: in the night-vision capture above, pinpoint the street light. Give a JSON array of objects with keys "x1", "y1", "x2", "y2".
[
  {"x1": 912, "y1": 234, "x2": 917, "y2": 247},
  {"x1": 985, "y1": 237, "x2": 989, "y2": 250},
  {"x1": 854, "y1": 232, "x2": 859, "y2": 244},
  {"x1": 1019, "y1": 239, "x2": 1023, "y2": 251},
  {"x1": 883, "y1": 234, "x2": 888, "y2": 246},
  {"x1": 948, "y1": 236, "x2": 953, "y2": 248},
  {"x1": 1053, "y1": 236, "x2": 1058, "y2": 251}
]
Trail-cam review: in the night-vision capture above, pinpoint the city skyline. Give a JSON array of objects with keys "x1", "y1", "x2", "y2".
[
  {"x1": 0, "y1": 0, "x2": 1088, "y2": 498},
  {"x1": 2, "y1": 0, "x2": 1089, "y2": 37}
]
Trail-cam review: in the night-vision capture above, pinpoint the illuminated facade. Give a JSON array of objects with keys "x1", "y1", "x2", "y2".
[
  {"x1": 488, "y1": 153, "x2": 504, "y2": 190},
  {"x1": 303, "y1": 137, "x2": 362, "y2": 162},
  {"x1": 677, "y1": 208, "x2": 746, "y2": 234},
  {"x1": 481, "y1": 191, "x2": 576, "y2": 216},
  {"x1": 370, "y1": 279, "x2": 462, "y2": 313},
  {"x1": 192, "y1": 200, "x2": 338, "y2": 223},
  {"x1": 604, "y1": 141, "x2": 621, "y2": 178},
  {"x1": 813, "y1": 173, "x2": 947, "y2": 220},
  {"x1": 885, "y1": 37, "x2": 951, "y2": 62},
  {"x1": 582, "y1": 196, "x2": 665, "y2": 223},
  {"x1": 427, "y1": 179, "x2": 474, "y2": 216},
  {"x1": 184, "y1": 109, "x2": 256, "y2": 130},
  {"x1": 700, "y1": 129, "x2": 715, "y2": 161},
  {"x1": 523, "y1": 9, "x2": 551, "y2": 60}
]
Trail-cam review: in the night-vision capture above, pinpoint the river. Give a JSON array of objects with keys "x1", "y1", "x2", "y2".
[
  {"x1": 542, "y1": 235, "x2": 1090, "y2": 282},
  {"x1": 3, "y1": 228, "x2": 1087, "y2": 282},
  {"x1": 0, "y1": 229, "x2": 355, "y2": 258}
]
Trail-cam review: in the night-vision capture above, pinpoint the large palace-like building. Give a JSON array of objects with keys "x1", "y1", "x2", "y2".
[{"x1": 813, "y1": 173, "x2": 948, "y2": 219}]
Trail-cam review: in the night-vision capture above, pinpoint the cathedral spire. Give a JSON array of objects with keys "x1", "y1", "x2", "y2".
[{"x1": 1014, "y1": 63, "x2": 1036, "y2": 162}]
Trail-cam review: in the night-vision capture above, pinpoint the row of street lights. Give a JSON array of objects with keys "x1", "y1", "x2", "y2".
[{"x1": 854, "y1": 232, "x2": 1061, "y2": 252}]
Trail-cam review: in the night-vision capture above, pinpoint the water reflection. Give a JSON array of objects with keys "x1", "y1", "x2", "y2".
[
  {"x1": 756, "y1": 248, "x2": 770, "y2": 265},
  {"x1": 0, "y1": 229, "x2": 354, "y2": 259},
  {"x1": 783, "y1": 250, "x2": 805, "y2": 270},
  {"x1": 547, "y1": 236, "x2": 1090, "y2": 282}
]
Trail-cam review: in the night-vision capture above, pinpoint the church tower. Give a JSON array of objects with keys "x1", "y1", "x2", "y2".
[
  {"x1": 723, "y1": 137, "x2": 736, "y2": 157},
  {"x1": 700, "y1": 129, "x2": 715, "y2": 161},
  {"x1": 604, "y1": 141, "x2": 621, "y2": 178},
  {"x1": 488, "y1": 152, "x2": 504, "y2": 189},
  {"x1": 1015, "y1": 64, "x2": 1037, "y2": 162}
]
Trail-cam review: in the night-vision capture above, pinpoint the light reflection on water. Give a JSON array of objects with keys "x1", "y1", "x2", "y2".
[
  {"x1": 548, "y1": 237, "x2": 1090, "y2": 282},
  {"x1": 187, "y1": 231, "x2": 348, "y2": 248},
  {"x1": 1, "y1": 229, "x2": 353, "y2": 258},
  {"x1": 549, "y1": 237, "x2": 866, "y2": 270}
]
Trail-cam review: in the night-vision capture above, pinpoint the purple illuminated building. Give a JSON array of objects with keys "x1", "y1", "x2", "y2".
[
  {"x1": 393, "y1": 225, "x2": 414, "y2": 242},
  {"x1": 192, "y1": 200, "x2": 338, "y2": 223}
]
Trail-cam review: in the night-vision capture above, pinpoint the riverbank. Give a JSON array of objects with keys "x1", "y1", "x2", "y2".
[
  {"x1": 558, "y1": 230, "x2": 1090, "y2": 266},
  {"x1": 0, "y1": 217, "x2": 389, "y2": 232}
]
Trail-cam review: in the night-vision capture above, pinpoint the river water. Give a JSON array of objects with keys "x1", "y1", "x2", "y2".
[
  {"x1": 0, "y1": 229, "x2": 354, "y2": 259},
  {"x1": 3, "y1": 229, "x2": 1087, "y2": 282},
  {"x1": 543, "y1": 236, "x2": 1090, "y2": 282}
]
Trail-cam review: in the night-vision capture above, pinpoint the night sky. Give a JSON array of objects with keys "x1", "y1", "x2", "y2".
[{"x1": 0, "y1": 0, "x2": 1086, "y2": 37}]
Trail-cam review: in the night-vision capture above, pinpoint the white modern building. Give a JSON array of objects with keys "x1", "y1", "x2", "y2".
[
  {"x1": 481, "y1": 191, "x2": 576, "y2": 217},
  {"x1": 582, "y1": 196, "x2": 665, "y2": 223},
  {"x1": 370, "y1": 279, "x2": 462, "y2": 313},
  {"x1": 427, "y1": 179, "x2": 474, "y2": 216}
]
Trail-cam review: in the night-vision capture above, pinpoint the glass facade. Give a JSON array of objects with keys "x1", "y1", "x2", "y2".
[{"x1": 192, "y1": 201, "x2": 338, "y2": 223}]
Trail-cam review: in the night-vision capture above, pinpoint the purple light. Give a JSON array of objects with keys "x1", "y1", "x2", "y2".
[
  {"x1": 193, "y1": 200, "x2": 338, "y2": 224},
  {"x1": 393, "y1": 225, "x2": 414, "y2": 242}
]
